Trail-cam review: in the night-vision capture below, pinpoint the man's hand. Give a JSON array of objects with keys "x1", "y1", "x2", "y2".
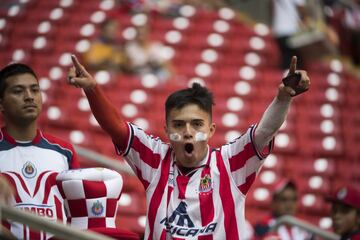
[
  {"x1": 277, "y1": 56, "x2": 310, "y2": 101},
  {"x1": 68, "y1": 54, "x2": 97, "y2": 90},
  {"x1": 0, "y1": 175, "x2": 14, "y2": 206}
]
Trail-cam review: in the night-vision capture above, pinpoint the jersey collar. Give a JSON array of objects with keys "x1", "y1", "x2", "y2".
[{"x1": 1, "y1": 127, "x2": 42, "y2": 146}]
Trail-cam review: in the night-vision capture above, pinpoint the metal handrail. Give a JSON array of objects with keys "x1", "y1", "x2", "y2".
[
  {"x1": 0, "y1": 204, "x2": 115, "y2": 240},
  {"x1": 74, "y1": 145, "x2": 134, "y2": 175},
  {"x1": 270, "y1": 215, "x2": 339, "y2": 240}
]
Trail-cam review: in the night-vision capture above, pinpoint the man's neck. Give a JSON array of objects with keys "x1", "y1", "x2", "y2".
[{"x1": 4, "y1": 122, "x2": 38, "y2": 141}]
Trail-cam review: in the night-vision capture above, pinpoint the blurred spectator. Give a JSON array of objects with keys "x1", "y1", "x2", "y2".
[
  {"x1": 342, "y1": 0, "x2": 360, "y2": 67},
  {"x1": 124, "y1": 22, "x2": 173, "y2": 82},
  {"x1": 254, "y1": 178, "x2": 314, "y2": 239},
  {"x1": 322, "y1": 0, "x2": 360, "y2": 67},
  {"x1": 327, "y1": 185, "x2": 360, "y2": 240},
  {"x1": 83, "y1": 19, "x2": 128, "y2": 72},
  {"x1": 270, "y1": 0, "x2": 310, "y2": 69}
]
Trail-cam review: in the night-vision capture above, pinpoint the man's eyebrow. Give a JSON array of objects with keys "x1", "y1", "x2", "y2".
[
  {"x1": 10, "y1": 83, "x2": 39, "y2": 88},
  {"x1": 171, "y1": 119, "x2": 204, "y2": 122},
  {"x1": 171, "y1": 119, "x2": 185, "y2": 123}
]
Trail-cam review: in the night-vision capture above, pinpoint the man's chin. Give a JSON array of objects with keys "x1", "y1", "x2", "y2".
[{"x1": 20, "y1": 115, "x2": 39, "y2": 124}]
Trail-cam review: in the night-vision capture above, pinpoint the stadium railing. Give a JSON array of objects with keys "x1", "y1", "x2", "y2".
[
  {"x1": 270, "y1": 215, "x2": 340, "y2": 240},
  {"x1": 74, "y1": 145, "x2": 134, "y2": 175},
  {"x1": 0, "y1": 203, "x2": 115, "y2": 240}
]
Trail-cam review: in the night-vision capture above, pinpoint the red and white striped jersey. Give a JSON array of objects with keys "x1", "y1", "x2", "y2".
[
  {"x1": 117, "y1": 123, "x2": 273, "y2": 240},
  {"x1": 0, "y1": 128, "x2": 78, "y2": 240}
]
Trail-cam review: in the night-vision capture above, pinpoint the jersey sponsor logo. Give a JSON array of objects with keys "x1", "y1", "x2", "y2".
[
  {"x1": 91, "y1": 200, "x2": 104, "y2": 216},
  {"x1": 22, "y1": 161, "x2": 37, "y2": 179},
  {"x1": 198, "y1": 174, "x2": 212, "y2": 194},
  {"x1": 168, "y1": 171, "x2": 176, "y2": 187},
  {"x1": 161, "y1": 201, "x2": 217, "y2": 237},
  {"x1": 15, "y1": 203, "x2": 55, "y2": 219}
]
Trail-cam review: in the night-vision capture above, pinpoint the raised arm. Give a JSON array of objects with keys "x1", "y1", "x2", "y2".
[
  {"x1": 254, "y1": 56, "x2": 310, "y2": 150},
  {"x1": 67, "y1": 55, "x2": 129, "y2": 150}
]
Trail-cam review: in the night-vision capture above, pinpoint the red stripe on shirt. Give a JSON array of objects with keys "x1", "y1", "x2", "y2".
[
  {"x1": 42, "y1": 172, "x2": 58, "y2": 203},
  {"x1": 216, "y1": 151, "x2": 239, "y2": 240},
  {"x1": 147, "y1": 150, "x2": 171, "y2": 240},
  {"x1": 176, "y1": 175, "x2": 190, "y2": 200},
  {"x1": 55, "y1": 195, "x2": 63, "y2": 221},
  {"x1": 2, "y1": 173, "x2": 21, "y2": 203},
  {"x1": 132, "y1": 136, "x2": 161, "y2": 169},
  {"x1": 160, "y1": 230, "x2": 167, "y2": 240},
  {"x1": 199, "y1": 167, "x2": 214, "y2": 240},
  {"x1": 8, "y1": 172, "x2": 31, "y2": 197},
  {"x1": 34, "y1": 171, "x2": 50, "y2": 198},
  {"x1": 238, "y1": 171, "x2": 256, "y2": 195},
  {"x1": 228, "y1": 142, "x2": 256, "y2": 172},
  {"x1": 135, "y1": 167, "x2": 150, "y2": 190}
]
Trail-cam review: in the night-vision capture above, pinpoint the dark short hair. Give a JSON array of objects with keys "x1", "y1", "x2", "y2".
[
  {"x1": 0, "y1": 63, "x2": 37, "y2": 98},
  {"x1": 272, "y1": 181, "x2": 297, "y2": 201},
  {"x1": 165, "y1": 83, "x2": 214, "y2": 122}
]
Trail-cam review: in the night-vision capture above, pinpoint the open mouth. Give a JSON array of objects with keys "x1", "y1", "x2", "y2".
[{"x1": 184, "y1": 143, "x2": 194, "y2": 154}]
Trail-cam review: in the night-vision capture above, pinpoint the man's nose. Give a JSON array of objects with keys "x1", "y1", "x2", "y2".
[
  {"x1": 24, "y1": 89, "x2": 34, "y2": 100},
  {"x1": 183, "y1": 123, "x2": 193, "y2": 139}
]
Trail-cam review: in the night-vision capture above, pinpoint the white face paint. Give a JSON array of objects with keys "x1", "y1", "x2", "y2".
[
  {"x1": 194, "y1": 132, "x2": 207, "y2": 142},
  {"x1": 169, "y1": 132, "x2": 208, "y2": 142},
  {"x1": 169, "y1": 133, "x2": 182, "y2": 142}
]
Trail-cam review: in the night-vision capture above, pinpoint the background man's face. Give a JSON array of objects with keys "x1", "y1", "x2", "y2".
[
  {"x1": 0, "y1": 73, "x2": 42, "y2": 125},
  {"x1": 331, "y1": 203, "x2": 360, "y2": 235},
  {"x1": 272, "y1": 187, "x2": 298, "y2": 217},
  {"x1": 165, "y1": 104, "x2": 215, "y2": 167}
]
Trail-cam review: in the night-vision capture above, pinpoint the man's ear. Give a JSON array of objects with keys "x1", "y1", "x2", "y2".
[{"x1": 209, "y1": 122, "x2": 216, "y2": 138}]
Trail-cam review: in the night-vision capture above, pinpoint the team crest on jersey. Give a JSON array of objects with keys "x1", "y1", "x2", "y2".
[
  {"x1": 199, "y1": 174, "x2": 212, "y2": 193},
  {"x1": 91, "y1": 200, "x2": 104, "y2": 216},
  {"x1": 22, "y1": 161, "x2": 37, "y2": 179}
]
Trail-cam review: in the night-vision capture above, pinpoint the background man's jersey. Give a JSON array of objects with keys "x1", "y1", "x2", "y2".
[{"x1": 0, "y1": 128, "x2": 78, "y2": 240}]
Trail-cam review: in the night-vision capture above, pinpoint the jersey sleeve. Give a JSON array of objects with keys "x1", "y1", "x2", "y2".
[
  {"x1": 115, "y1": 123, "x2": 170, "y2": 190},
  {"x1": 220, "y1": 124, "x2": 274, "y2": 195},
  {"x1": 85, "y1": 85, "x2": 129, "y2": 151}
]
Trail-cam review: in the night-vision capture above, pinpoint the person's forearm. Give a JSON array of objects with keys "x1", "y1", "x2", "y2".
[
  {"x1": 84, "y1": 85, "x2": 129, "y2": 149},
  {"x1": 255, "y1": 95, "x2": 292, "y2": 150}
]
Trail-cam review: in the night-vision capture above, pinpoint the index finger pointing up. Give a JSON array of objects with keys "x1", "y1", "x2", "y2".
[
  {"x1": 289, "y1": 56, "x2": 297, "y2": 75},
  {"x1": 71, "y1": 54, "x2": 82, "y2": 71}
]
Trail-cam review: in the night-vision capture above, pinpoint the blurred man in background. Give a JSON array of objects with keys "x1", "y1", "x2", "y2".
[
  {"x1": 327, "y1": 185, "x2": 360, "y2": 240},
  {"x1": 270, "y1": 0, "x2": 309, "y2": 69},
  {"x1": 254, "y1": 178, "x2": 314, "y2": 239},
  {"x1": 0, "y1": 63, "x2": 79, "y2": 239}
]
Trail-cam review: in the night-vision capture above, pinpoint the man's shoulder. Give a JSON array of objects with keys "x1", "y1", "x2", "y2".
[{"x1": 40, "y1": 132, "x2": 75, "y2": 151}]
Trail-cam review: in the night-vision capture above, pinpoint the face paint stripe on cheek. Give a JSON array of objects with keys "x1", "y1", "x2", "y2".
[
  {"x1": 194, "y1": 132, "x2": 207, "y2": 142},
  {"x1": 169, "y1": 133, "x2": 182, "y2": 142}
]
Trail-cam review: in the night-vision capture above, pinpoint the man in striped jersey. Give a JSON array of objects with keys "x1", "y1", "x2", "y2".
[
  {"x1": 68, "y1": 55, "x2": 310, "y2": 239},
  {"x1": 0, "y1": 63, "x2": 79, "y2": 239}
]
